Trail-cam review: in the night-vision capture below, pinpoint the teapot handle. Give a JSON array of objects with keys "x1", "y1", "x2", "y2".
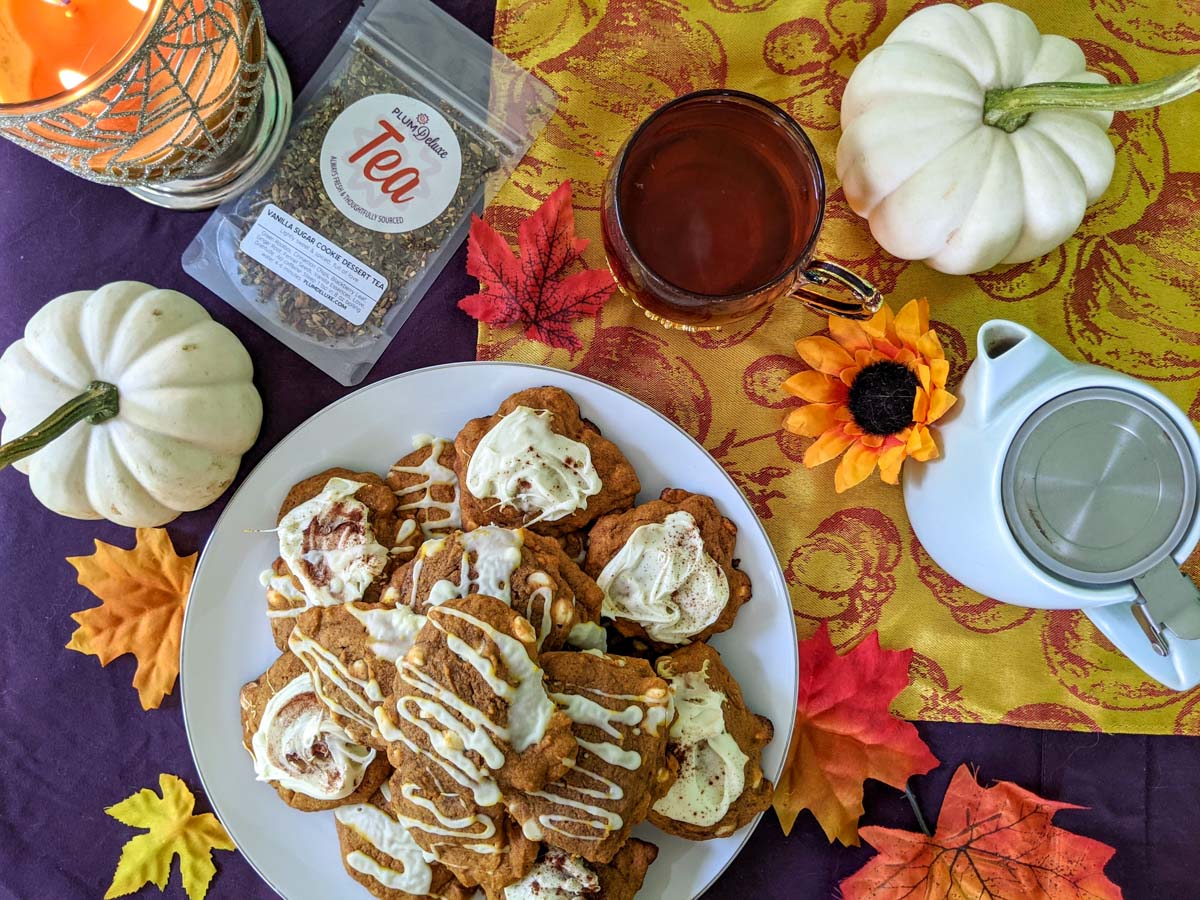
[{"x1": 1129, "y1": 558, "x2": 1200, "y2": 656}]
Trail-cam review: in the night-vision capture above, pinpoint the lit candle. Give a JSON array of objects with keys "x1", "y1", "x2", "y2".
[{"x1": 0, "y1": 0, "x2": 151, "y2": 103}]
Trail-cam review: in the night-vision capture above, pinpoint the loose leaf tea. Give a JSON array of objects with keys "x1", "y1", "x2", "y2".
[
  {"x1": 235, "y1": 43, "x2": 502, "y2": 347},
  {"x1": 184, "y1": 0, "x2": 555, "y2": 384}
]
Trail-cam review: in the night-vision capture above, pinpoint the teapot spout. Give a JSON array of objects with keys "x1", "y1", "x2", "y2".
[{"x1": 965, "y1": 320, "x2": 1071, "y2": 424}]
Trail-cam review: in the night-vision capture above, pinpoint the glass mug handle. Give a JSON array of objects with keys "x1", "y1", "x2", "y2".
[{"x1": 790, "y1": 260, "x2": 884, "y2": 321}]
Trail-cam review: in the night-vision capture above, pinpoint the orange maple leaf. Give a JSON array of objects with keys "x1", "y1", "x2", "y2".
[
  {"x1": 774, "y1": 623, "x2": 939, "y2": 844},
  {"x1": 841, "y1": 765, "x2": 1123, "y2": 899},
  {"x1": 66, "y1": 528, "x2": 196, "y2": 710}
]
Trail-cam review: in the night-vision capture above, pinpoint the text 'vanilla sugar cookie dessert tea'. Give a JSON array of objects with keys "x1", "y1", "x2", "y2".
[{"x1": 183, "y1": 0, "x2": 554, "y2": 385}]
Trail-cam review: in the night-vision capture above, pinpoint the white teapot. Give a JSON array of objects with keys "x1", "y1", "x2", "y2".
[{"x1": 904, "y1": 320, "x2": 1200, "y2": 689}]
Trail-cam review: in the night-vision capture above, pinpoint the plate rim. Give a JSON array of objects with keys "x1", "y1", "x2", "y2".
[{"x1": 180, "y1": 360, "x2": 798, "y2": 900}]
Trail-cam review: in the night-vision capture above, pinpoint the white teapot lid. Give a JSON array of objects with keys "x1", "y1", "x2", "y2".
[{"x1": 1001, "y1": 387, "x2": 1195, "y2": 585}]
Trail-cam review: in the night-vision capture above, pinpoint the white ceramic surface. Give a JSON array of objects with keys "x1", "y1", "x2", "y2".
[
  {"x1": 181, "y1": 362, "x2": 798, "y2": 900},
  {"x1": 904, "y1": 321, "x2": 1200, "y2": 690}
]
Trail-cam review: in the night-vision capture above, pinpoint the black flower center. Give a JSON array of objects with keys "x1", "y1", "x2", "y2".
[{"x1": 847, "y1": 361, "x2": 919, "y2": 436}]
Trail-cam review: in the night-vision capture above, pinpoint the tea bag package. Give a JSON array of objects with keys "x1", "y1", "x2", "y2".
[{"x1": 183, "y1": 0, "x2": 554, "y2": 385}]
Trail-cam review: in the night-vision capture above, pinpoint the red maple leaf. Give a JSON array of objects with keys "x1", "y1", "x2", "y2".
[
  {"x1": 841, "y1": 765, "x2": 1123, "y2": 899},
  {"x1": 773, "y1": 623, "x2": 939, "y2": 844},
  {"x1": 459, "y1": 181, "x2": 616, "y2": 351}
]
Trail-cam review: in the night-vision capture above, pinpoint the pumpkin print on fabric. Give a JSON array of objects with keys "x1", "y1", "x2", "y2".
[{"x1": 481, "y1": 0, "x2": 1200, "y2": 735}]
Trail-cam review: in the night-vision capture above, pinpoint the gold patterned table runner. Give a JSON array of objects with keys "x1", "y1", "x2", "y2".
[{"x1": 479, "y1": 0, "x2": 1200, "y2": 734}]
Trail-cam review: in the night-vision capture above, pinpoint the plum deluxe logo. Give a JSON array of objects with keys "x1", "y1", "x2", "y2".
[{"x1": 320, "y1": 94, "x2": 463, "y2": 233}]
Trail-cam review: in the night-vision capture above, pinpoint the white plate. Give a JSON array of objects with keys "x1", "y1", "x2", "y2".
[{"x1": 182, "y1": 362, "x2": 798, "y2": 900}]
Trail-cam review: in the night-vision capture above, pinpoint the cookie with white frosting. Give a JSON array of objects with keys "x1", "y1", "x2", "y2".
[
  {"x1": 586, "y1": 489, "x2": 751, "y2": 651},
  {"x1": 455, "y1": 387, "x2": 640, "y2": 536},
  {"x1": 386, "y1": 763, "x2": 538, "y2": 896},
  {"x1": 383, "y1": 527, "x2": 602, "y2": 651},
  {"x1": 490, "y1": 841, "x2": 659, "y2": 900},
  {"x1": 504, "y1": 651, "x2": 676, "y2": 864},
  {"x1": 377, "y1": 594, "x2": 578, "y2": 799},
  {"x1": 239, "y1": 652, "x2": 390, "y2": 812},
  {"x1": 335, "y1": 785, "x2": 470, "y2": 900},
  {"x1": 267, "y1": 468, "x2": 420, "y2": 649},
  {"x1": 648, "y1": 643, "x2": 774, "y2": 840},
  {"x1": 387, "y1": 436, "x2": 462, "y2": 540},
  {"x1": 289, "y1": 601, "x2": 427, "y2": 750}
]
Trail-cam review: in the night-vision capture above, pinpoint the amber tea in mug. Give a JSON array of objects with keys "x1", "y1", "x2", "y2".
[{"x1": 602, "y1": 90, "x2": 880, "y2": 330}]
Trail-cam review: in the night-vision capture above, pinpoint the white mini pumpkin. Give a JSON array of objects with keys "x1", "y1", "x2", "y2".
[
  {"x1": 837, "y1": 2, "x2": 1200, "y2": 274},
  {"x1": 0, "y1": 281, "x2": 263, "y2": 526}
]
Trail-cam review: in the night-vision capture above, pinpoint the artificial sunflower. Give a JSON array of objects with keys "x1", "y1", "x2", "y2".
[{"x1": 783, "y1": 298, "x2": 956, "y2": 493}]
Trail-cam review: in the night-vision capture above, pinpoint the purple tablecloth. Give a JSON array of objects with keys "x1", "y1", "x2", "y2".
[{"x1": 0, "y1": 2, "x2": 1195, "y2": 898}]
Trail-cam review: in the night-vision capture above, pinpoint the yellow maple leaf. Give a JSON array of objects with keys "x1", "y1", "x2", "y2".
[
  {"x1": 66, "y1": 527, "x2": 196, "y2": 710},
  {"x1": 105, "y1": 774, "x2": 236, "y2": 900}
]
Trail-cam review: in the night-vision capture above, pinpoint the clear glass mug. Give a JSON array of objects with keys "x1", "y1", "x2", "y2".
[{"x1": 601, "y1": 90, "x2": 881, "y2": 331}]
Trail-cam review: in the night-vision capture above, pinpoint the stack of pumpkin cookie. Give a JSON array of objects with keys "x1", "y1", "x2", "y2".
[{"x1": 239, "y1": 386, "x2": 775, "y2": 899}]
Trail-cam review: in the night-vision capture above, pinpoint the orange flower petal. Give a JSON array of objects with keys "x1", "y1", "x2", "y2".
[
  {"x1": 878, "y1": 441, "x2": 908, "y2": 484},
  {"x1": 829, "y1": 317, "x2": 873, "y2": 353},
  {"x1": 796, "y1": 335, "x2": 856, "y2": 376},
  {"x1": 930, "y1": 357, "x2": 950, "y2": 389},
  {"x1": 917, "y1": 331, "x2": 945, "y2": 362},
  {"x1": 783, "y1": 371, "x2": 848, "y2": 403},
  {"x1": 860, "y1": 433, "x2": 885, "y2": 449},
  {"x1": 907, "y1": 425, "x2": 941, "y2": 461},
  {"x1": 912, "y1": 387, "x2": 930, "y2": 423},
  {"x1": 844, "y1": 420, "x2": 864, "y2": 437},
  {"x1": 914, "y1": 362, "x2": 932, "y2": 394},
  {"x1": 894, "y1": 299, "x2": 929, "y2": 351},
  {"x1": 835, "y1": 440, "x2": 881, "y2": 493},
  {"x1": 785, "y1": 403, "x2": 843, "y2": 437},
  {"x1": 895, "y1": 348, "x2": 916, "y2": 366},
  {"x1": 804, "y1": 427, "x2": 856, "y2": 468},
  {"x1": 927, "y1": 388, "x2": 957, "y2": 423},
  {"x1": 863, "y1": 304, "x2": 894, "y2": 342}
]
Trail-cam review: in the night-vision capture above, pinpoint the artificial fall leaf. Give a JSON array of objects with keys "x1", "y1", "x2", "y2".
[
  {"x1": 774, "y1": 623, "x2": 939, "y2": 844},
  {"x1": 105, "y1": 773, "x2": 235, "y2": 900},
  {"x1": 66, "y1": 527, "x2": 195, "y2": 710},
  {"x1": 459, "y1": 180, "x2": 617, "y2": 351},
  {"x1": 841, "y1": 765, "x2": 1123, "y2": 899}
]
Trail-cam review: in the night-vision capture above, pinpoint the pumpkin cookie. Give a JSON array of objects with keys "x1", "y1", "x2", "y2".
[
  {"x1": 455, "y1": 387, "x2": 640, "y2": 536},
  {"x1": 269, "y1": 467, "x2": 419, "y2": 649},
  {"x1": 377, "y1": 594, "x2": 577, "y2": 799},
  {"x1": 387, "y1": 436, "x2": 462, "y2": 539},
  {"x1": 586, "y1": 489, "x2": 751, "y2": 650},
  {"x1": 334, "y1": 785, "x2": 470, "y2": 900},
  {"x1": 386, "y1": 763, "x2": 538, "y2": 896},
  {"x1": 288, "y1": 601, "x2": 427, "y2": 750},
  {"x1": 384, "y1": 526, "x2": 602, "y2": 651},
  {"x1": 648, "y1": 643, "x2": 774, "y2": 840},
  {"x1": 504, "y1": 651, "x2": 675, "y2": 864},
  {"x1": 489, "y1": 840, "x2": 659, "y2": 900},
  {"x1": 239, "y1": 652, "x2": 389, "y2": 811}
]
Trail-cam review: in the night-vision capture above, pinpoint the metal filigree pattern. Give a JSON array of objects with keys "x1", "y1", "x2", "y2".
[{"x1": 0, "y1": 0, "x2": 266, "y2": 186}]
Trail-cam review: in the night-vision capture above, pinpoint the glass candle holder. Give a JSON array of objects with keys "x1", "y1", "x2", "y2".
[{"x1": 0, "y1": 0, "x2": 292, "y2": 209}]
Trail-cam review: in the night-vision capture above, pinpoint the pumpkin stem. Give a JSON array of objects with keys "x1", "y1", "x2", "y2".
[
  {"x1": 983, "y1": 63, "x2": 1200, "y2": 133},
  {"x1": 0, "y1": 381, "x2": 119, "y2": 471}
]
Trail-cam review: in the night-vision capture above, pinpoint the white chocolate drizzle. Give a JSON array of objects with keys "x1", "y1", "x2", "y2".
[
  {"x1": 277, "y1": 478, "x2": 389, "y2": 608},
  {"x1": 598, "y1": 511, "x2": 728, "y2": 644},
  {"x1": 519, "y1": 679, "x2": 673, "y2": 843},
  {"x1": 651, "y1": 660, "x2": 749, "y2": 827},
  {"x1": 249, "y1": 672, "x2": 375, "y2": 801},
  {"x1": 394, "y1": 780, "x2": 500, "y2": 857},
  {"x1": 503, "y1": 847, "x2": 600, "y2": 899},
  {"x1": 421, "y1": 528, "x2": 559, "y2": 647},
  {"x1": 260, "y1": 567, "x2": 309, "y2": 620},
  {"x1": 465, "y1": 407, "x2": 601, "y2": 524},
  {"x1": 335, "y1": 797, "x2": 435, "y2": 895},
  {"x1": 376, "y1": 605, "x2": 556, "y2": 808},
  {"x1": 390, "y1": 435, "x2": 462, "y2": 538},
  {"x1": 286, "y1": 606, "x2": 428, "y2": 741},
  {"x1": 566, "y1": 622, "x2": 607, "y2": 652}
]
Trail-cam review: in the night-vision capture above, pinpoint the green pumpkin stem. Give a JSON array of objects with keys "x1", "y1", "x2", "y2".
[
  {"x1": 0, "y1": 381, "x2": 119, "y2": 471},
  {"x1": 983, "y1": 63, "x2": 1200, "y2": 133}
]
